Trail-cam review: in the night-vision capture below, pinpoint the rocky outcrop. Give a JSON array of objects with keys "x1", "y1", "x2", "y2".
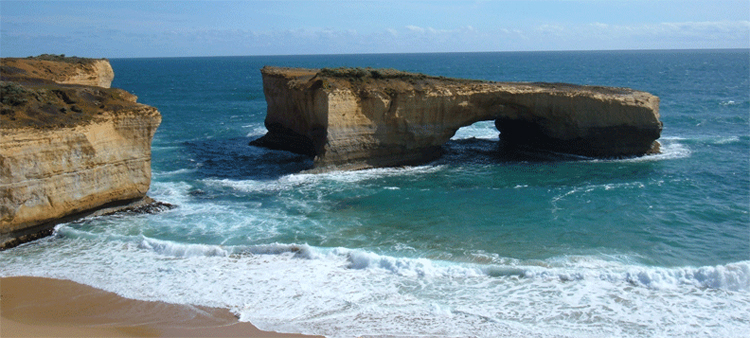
[
  {"x1": 251, "y1": 67, "x2": 662, "y2": 171},
  {"x1": 0, "y1": 56, "x2": 161, "y2": 249},
  {"x1": 1, "y1": 55, "x2": 114, "y2": 88}
]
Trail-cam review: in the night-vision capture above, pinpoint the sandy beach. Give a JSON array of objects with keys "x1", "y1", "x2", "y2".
[{"x1": 1, "y1": 276, "x2": 323, "y2": 338}]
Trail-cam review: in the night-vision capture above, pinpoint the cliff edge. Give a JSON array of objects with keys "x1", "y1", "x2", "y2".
[
  {"x1": 0, "y1": 56, "x2": 162, "y2": 249},
  {"x1": 251, "y1": 66, "x2": 662, "y2": 171},
  {"x1": 1, "y1": 54, "x2": 114, "y2": 88}
]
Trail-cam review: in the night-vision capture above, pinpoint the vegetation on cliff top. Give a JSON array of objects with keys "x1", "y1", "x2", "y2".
[
  {"x1": 0, "y1": 55, "x2": 143, "y2": 129},
  {"x1": 319, "y1": 67, "x2": 429, "y2": 80},
  {"x1": 0, "y1": 81, "x2": 142, "y2": 129},
  {"x1": 1, "y1": 55, "x2": 111, "y2": 87},
  {"x1": 312, "y1": 67, "x2": 490, "y2": 96},
  {"x1": 26, "y1": 54, "x2": 107, "y2": 64},
  {"x1": 317, "y1": 67, "x2": 488, "y2": 84}
]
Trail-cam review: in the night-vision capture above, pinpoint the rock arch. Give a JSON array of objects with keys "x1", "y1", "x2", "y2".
[{"x1": 251, "y1": 67, "x2": 662, "y2": 172}]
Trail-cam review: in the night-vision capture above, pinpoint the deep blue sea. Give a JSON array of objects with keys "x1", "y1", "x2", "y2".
[{"x1": 2, "y1": 50, "x2": 749, "y2": 337}]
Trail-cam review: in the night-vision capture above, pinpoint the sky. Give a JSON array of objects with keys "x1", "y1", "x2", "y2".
[{"x1": 1, "y1": 0, "x2": 749, "y2": 58}]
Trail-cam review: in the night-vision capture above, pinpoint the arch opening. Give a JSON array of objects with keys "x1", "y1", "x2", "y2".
[
  {"x1": 443, "y1": 118, "x2": 582, "y2": 164},
  {"x1": 450, "y1": 120, "x2": 499, "y2": 141}
]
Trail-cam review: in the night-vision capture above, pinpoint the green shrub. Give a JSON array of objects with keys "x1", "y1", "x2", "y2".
[{"x1": 0, "y1": 82, "x2": 29, "y2": 106}]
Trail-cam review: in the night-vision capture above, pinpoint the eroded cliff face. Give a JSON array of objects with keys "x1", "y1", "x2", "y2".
[
  {"x1": 252, "y1": 67, "x2": 662, "y2": 171},
  {"x1": 0, "y1": 56, "x2": 161, "y2": 249}
]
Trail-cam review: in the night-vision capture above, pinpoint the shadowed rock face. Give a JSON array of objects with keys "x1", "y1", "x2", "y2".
[{"x1": 252, "y1": 66, "x2": 662, "y2": 171}]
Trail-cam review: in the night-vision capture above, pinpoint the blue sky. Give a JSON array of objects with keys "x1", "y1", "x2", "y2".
[{"x1": 1, "y1": 1, "x2": 748, "y2": 58}]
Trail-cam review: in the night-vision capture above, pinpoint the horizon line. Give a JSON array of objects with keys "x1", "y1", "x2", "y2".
[{"x1": 3, "y1": 47, "x2": 748, "y2": 61}]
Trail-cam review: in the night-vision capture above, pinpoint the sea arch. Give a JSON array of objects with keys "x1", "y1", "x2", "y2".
[{"x1": 250, "y1": 67, "x2": 662, "y2": 172}]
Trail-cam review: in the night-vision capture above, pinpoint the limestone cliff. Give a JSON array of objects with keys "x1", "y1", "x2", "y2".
[
  {"x1": 1, "y1": 55, "x2": 114, "y2": 88},
  {"x1": 0, "y1": 56, "x2": 161, "y2": 249},
  {"x1": 251, "y1": 67, "x2": 662, "y2": 171}
]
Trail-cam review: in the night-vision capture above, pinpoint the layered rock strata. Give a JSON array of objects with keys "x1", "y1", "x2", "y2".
[
  {"x1": 0, "y1": 56, "x2": 162, "y2": 249},
  {"x1": 251, "y1": 67, "x2": 662, "y2": 171}
]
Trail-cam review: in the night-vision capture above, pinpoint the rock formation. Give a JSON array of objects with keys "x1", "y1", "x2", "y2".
[
  {"x1": 1, "y1": 54, "x2": 114, "y2": 88},
  {"x1": 251, "y1": 67, "x2": 662, "y2": 171},
  {"x1": 0, "y1": 56, "x2": 162, "y2": 249}
]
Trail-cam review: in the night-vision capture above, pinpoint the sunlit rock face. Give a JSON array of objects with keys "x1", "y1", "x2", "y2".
[
  {"x1": 252, "y1": 66, "x2": 662, "y2": 171},
  {"x1": 1, "y1": 56, "x2": 161, "y2": 249}
]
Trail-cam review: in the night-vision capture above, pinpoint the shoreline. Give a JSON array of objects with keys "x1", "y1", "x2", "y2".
[{"x1": 1, "y1": 276, "x2": 322, "y2": 338}]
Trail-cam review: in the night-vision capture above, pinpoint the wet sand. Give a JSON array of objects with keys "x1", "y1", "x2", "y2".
[{"x1": 1, "y1": 276, "x2": 323, "y2": 337}]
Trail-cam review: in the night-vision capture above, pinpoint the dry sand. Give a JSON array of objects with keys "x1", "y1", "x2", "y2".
[{"x1": 1, "y1": 276, "x2": 323, "y2": 337}]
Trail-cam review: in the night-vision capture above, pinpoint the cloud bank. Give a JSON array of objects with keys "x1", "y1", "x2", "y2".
[{"x1": 1, "y1": 1, "x2": 748, "y2": 58}]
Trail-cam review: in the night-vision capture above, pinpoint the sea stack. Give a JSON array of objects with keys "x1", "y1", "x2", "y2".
[
  {"x1": 251, "y1": 66, "x2": 662, "y2": 172},
  {"x1": 0, "y1": 55, "x2": 162, "y2": 249}
]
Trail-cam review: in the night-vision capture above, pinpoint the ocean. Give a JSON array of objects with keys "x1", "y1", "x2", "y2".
[{"x1": 1, "y1": 49, "x2": 748, "y2": 337}]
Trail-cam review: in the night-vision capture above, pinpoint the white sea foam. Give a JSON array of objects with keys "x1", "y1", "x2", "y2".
[
  {"x1": 593, "y1": 138, "x2": 691, "y2": 163},
  {"x1": 342, "y1": 248, "x2": 483, "y2": 278},
  {"x1": 138, "y1": 237, "x2": 230, "y2": 257},
  {"x1": 720, "y1": 100, "x2": 741, "y2": 106},
  {"x1": 712, "y1": 136, "x2": 741, "y2": 144},
  {"x1": 245, "y1": 125, "x2": 268, "y2": 138},
  {"x1": 25, "y1": 220, "x2": 750, "y2": 293},
  {"x1": 334, "y1": 248, "x2": 750, "y2": 292},
  {"x1": 152, "y1": 168, "x2": 197, "y2": 178},
  {"x1": 292, "y1": 165, "x2": 445, "y2": 183},
  {"x1": 551, "y1": 181, "x2": 648, "y2": 211},
  {"x1": 203, "y1": 177, "x2": 287, "y2": 193},
  {"x1": 2, "y1": 234, "x2": 749, "y2": 338},
  {"x1": 148, "y1": 181, "x2": 194, "y2": 203},
  {"x1": 76, "y1": 233, "x2": 749, "y2": 293},
  {"x1": 203, "y1": 165, "x2": 444, "y2": 194},
  {"x1": 661, "y1": 134, "x2": 745, "y2": 146}
]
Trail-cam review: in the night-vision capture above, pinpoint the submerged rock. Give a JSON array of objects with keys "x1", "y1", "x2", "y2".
[
  {"x1": 251, "y1": 66, "x2": 662, "y2": 172},
  {"x1": 0, "y1": 55, "x2": 162, "y2": 249}
]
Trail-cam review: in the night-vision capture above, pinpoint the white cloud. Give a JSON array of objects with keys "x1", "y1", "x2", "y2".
[
  {"x1": 590, "y1": 22, "x2": 609, "y2": 30},
  {"x1": 536, "y1": 24, "x2": 566, "y2": 34},
  {"x1": 3, "y1": 15, "x2": 748, "y2": 58},
  {"x1": 405, "y1": 25, "x2": 425, "y2": 33},
  {"x1": 585, "y1": 20, "x2": 750, "y2": 47},
  {"x1": 150, "y1": 20, "x2": 750, "y2": 56},
  {"x1": 2, "y1": 0, "x2": 749, "y2": 57}
]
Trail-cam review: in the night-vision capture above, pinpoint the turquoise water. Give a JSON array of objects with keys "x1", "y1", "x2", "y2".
[{"x1": 2, "y1": 50, "x2": 749, "y2": 337}]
